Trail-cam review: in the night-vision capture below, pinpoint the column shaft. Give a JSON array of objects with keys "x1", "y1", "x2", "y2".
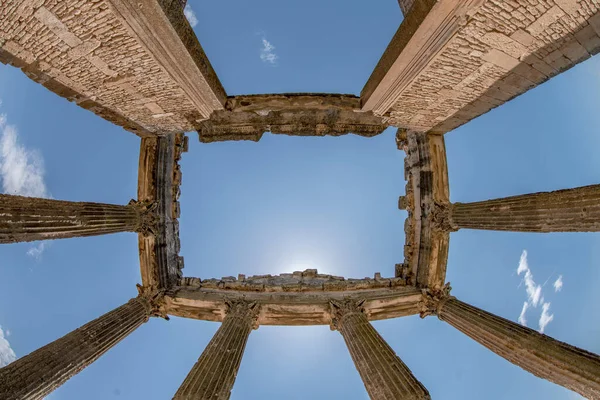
[
  {"x1": 173, "y1": 302, "x2": 257, "y2": 400},
  {"x1": 332, "y1": 301, "x2": 430, "y2": 400},
  {"x1": 0, "y1": 194, "x2": 155, "y2": 243},
  {"x1": 0, "y1": 297, "x2": 152, "y2": 400},
  {"x1": 451, "y1": 184, "x2": 600, "y2": 232},
  {"x1": 438, "y1": 297, "x2": 600, "y2": 398}
]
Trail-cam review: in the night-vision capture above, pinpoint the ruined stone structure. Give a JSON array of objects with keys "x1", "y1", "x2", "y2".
[{"x1": 1, "y1": 0, "x2": 599, "y2": 399}]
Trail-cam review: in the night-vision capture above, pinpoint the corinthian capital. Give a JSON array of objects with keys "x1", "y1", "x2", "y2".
[
  {"x1": 136, "y1": 284, "x2": 169, "y2": 320},
  {"x1": 329, "y1": 299, "x2": 366, "y2": 331},
  {"x1": 429, "y1": 202, "x2": 458, "y2": 232},
  {"x1": 225, "y1": 300, "x2": 261, "y2": 329},
  {"x1": 419, "y1": 283, "x2": 453, "y2": 319},
  {"x1": 129, "y1": 200, "x2": 159, "y2": 236}
]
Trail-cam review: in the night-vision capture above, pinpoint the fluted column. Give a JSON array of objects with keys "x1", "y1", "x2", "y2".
[
  {"x1": 421, "y1": 288, "x2": 600, "y2": 398},
  {"x1": 0, "y1": 194, "x2": 158, "y2": 243},
  {"x1": 331, "y1": 299, "x2": 430, "y2": 400},
  {"x1": 0, "y1": 291, "x2": 159, "y2": 400},
  {"x1": 173, "y1": 301, "x2": 259, "y2": 400},
  {"x1": 449, "y1": 184, "x2": 600, "y2": 232}
]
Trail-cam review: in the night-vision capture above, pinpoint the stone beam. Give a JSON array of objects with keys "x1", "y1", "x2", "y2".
[
  {"x1": 399, "y1": 131, "x2": 450, "y2": 289},
  {"x1": 362, "y1": 0, "x2": 600, "y2": 134},
  {"x1": 198, "y1": 94, "x2": 387, "y2": 143},
  {"x1": 137, "y1": 134, "x2": 186, "y2": 289},
  {"x1": 0, "y1": 195, "x2": 156, "y2": 243},
  {"x1": 0, "y1": 0, "x2": 225, "y2": 137},
  {"x1": 0, "y1": 291, "x2": 162, "y2": 400},
  {"x1": 165, "y1": 270, "x2": 422, "y2": 325},
  {"x1": 331, "y1": 299, "x2": 430, "y2": 400},
  {"x1": 421, "y1": 288, "x2": 600, "y2": 398},
  {"x1": 445, "y1": 184, "x2": 600, "y2": 232},
  {"x1": 173, "y1": 301, "x2": 258, "y2": 400}
]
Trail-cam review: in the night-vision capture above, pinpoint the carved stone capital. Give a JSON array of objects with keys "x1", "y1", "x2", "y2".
[
  {"x1": 329, "y1": 299, "x2": 366, "y2": 331},
  {"x1": 429, "y1": 202, "x2": 458, "y2": 232},
  {"x1": 129, "y1": 199, "x2": 159, "y2": 236},
  {"x1": 419, "y1": 283, "x2": 453, "y2": 319},
  {"x1": 225, "y1": 300, "x2": 261, "y2": 330},
  {"x1": 136, "y1": 284, "x2": 169, "y2": 320},
  {"x1": 395, "y1": 128, "x2": 408, "y2": 151}
]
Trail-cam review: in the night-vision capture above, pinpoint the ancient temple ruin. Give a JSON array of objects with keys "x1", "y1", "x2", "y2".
[{"x1": 1, "y1": 0, "x2": 600, "y2": 398}]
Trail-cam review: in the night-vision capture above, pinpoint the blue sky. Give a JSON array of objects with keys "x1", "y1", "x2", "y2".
[{"x1": 1, "y1": 0, "x2": 599, "y2": 398}]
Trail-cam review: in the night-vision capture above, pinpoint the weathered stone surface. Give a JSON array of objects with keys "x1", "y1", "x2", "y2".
[
  {"x1": 401, "y1": 131, "x2": 450, "y2": 289},
  {"x1": 0, "y1": 0, "x2": 225, "y2": 136},
  {"x1": 198, "y1": 94, "x2": 387, "y2": 143},
  {"x1": 398, "y1": 0, "x2": 416, "y2": 17},
  {"x1": 137, "y1": 133, "x2": 186, "y2": 289},
  {"x1": 0, "y1": 295, "x2": 157, "y2": 400},
  {"x1": 166, "y1": 279, "x2": 423, "y2": 326},
  {"x1": 450, "y1": 184, "x2": 600, "y2": 232},
  {"x1": 331, "y1": 299, "x2": 430, "y2": 400},
  {"x1": 173, "y1": 301, "x2": 258, "y2": 400},
  {"x1": 179, "y1": 269, "x2": 408, "y2": 293},
  {"x1": 425, "y1": 293, "x2": 600, "y2": 399},
  {"x1": 363, "y1": 0, "x2": 600, "y2": 133},
  {"x1": 0, "y1": 194, "x2": 156, "y2": 243}
]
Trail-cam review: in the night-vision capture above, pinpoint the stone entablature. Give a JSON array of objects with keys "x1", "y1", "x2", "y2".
[
  {"x1": 363, "y1": 0, "x2": 600, "y2": 133},
  {"x1": 1, "y1": 0, "x2": 600, "y2": 398},
  {"x1": 398, "y1": 131, "x2": 450, "y2": 289},
  {"x1": 137, "y1": 133, "x2": 186, "y2": 289},
  {"x1": 165, "y1": 285, "x2": 423, "y2": 326},
  {"x1": 0, "y1": 0, "x2": 224, "y2": 136},
  {"x1": 179, "y1": 269, "x2": 409, "y2": 293},
  {"x1": 198, "y1": 94, "x2": 387, "y2": 143}
]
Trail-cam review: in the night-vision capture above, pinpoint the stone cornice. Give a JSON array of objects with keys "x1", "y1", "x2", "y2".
[
  {"x1": 178, "y1": 269, "x2": 409, "y2": 293},
  {"x1": 197, "y1": 94, "x2": 387, "y2": 143}
]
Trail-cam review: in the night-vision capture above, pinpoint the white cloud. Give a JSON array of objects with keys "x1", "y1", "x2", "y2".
[
  {"x1": 517, "y1": 250, "x2": 542, "y2": 307},
  {"x1": 184, "y1": 4, "x2": 198, "y2": 28},
  {"x1": 539, "y1": 302, "x2": 554, "y2": 333},
  {"x1": 260, "y1": 38, "x2": 278, "y2": 65},
  {"x1": 0, "y1": 325, "x2": 16, "y2": 367},
  {"x1": 0, "y1": 115, "x2": 48, "y2": 198},
  {"x1": 27, "y1": 242, "x2": 46, "y2": 260},
  {"x1": 0, "y1": 100, "x2": 50, "y2": 258},
  {"x1": 553, "y1": 275, "x2": 563, "y2": 292},
  {"x1": 518, "y1": 301, "x2": 529, "y2": 326},
  {"x1": 516, "y1": 250, "x2": 560, "y2": 332}
]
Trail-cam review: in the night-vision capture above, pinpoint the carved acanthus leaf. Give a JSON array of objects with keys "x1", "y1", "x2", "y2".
[
  {"x1": 429, "y1": 202, "x2": 458, "y2": 232},
  {"x1": 225, "y1": 300, "x2": 261, "y2": 329},
  {"x1": 129, "y1": 199, "x2": 159, "y2": 236},
  {"x1": 419, "y1": 283, "x2": 452, "y2": 319},
  {"x1": 136, "y1": 284, "x2": 169, "y2": 320},
  {"x1": 329, "y1": 298, "x2": 366, "y2": 331}
]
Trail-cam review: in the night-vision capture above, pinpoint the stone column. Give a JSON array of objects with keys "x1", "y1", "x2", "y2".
[
  {"x1": 0, "y1": 194, "x2": 157, "y2": 243},
  {"x1": 0, "y1": 292, "x2": 159, "y2": 400},
  {"x1": 173, "y1": 301, "x2": 259, "y2": 400},
  {"x1": 421, "y1": 288, "x2": 600, "y2": 398},
  {"x1": 331, "y1": 300, "x2": 430, "y2": 400},
  {"x1": 448, "y1": 184, "x2": 600, "y2": 232}
]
